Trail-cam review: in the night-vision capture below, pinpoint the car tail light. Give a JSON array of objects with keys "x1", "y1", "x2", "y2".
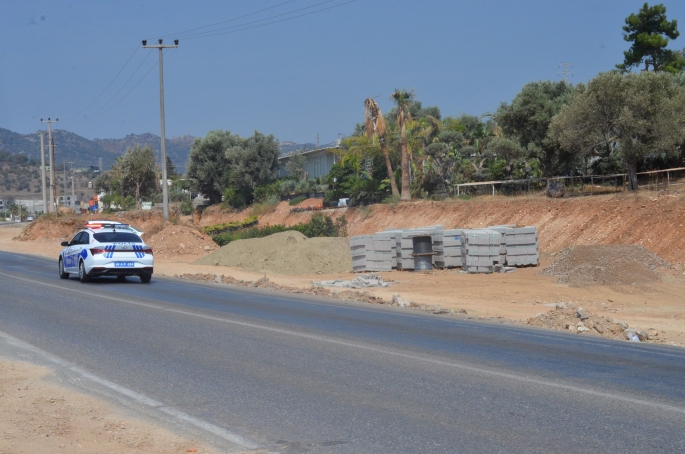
[
  {"x1": 142, "y1": 247, "x2": 153, "y2": 255},
  {"x1": 90, "y1": 248, "x2": 105, "y2": 255}
]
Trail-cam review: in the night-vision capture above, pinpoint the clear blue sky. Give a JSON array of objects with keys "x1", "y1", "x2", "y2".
[{"x1": 2, "y1": 0, "x2": 685, "y2": 144}]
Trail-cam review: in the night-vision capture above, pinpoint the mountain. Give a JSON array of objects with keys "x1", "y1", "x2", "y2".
[{"x1": 0, "y1": 126, "x2": 335, "y2": 173}]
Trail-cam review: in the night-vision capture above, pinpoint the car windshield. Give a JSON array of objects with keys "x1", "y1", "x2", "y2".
[{"x1": 93, "y1": 232, "x2": 143, "y2": 243}]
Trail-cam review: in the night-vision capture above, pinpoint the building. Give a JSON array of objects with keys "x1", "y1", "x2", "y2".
[{"x1": 277, "y1": 146, "x2": 341, "y2": 179}]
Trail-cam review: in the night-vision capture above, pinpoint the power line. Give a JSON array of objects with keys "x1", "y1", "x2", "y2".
[
  {"x1": 170, "y1": 0, "x2": 338, "y2": 40},
  {"x1": 68, "y1": 45, "x2": 140, "y2": 120},
  {"x1": 158, "y1": 0, "x2": 297, "y2": 39},
  {"x1": 70, "y1": 51, "x2": 154, "y2": 124}
]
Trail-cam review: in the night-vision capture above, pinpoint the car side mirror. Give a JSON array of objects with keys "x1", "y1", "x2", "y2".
[{"x1": 61, "y1": 241, "x2": 69, "y2": 247}]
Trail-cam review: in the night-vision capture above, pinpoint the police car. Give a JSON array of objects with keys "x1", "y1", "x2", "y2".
[{"x1": 58, "y1": 222, "x2": 153, "y2": 283}]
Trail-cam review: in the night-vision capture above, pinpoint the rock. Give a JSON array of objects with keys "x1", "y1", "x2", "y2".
[
  {"x1": 179, "y1": 243, "x2": 186, "y2": 248},
  {"x1": 214, "y1": 275, "x2": 222, "y2": 283},
  {"x1": 624, "y1": 328, "x2": 640, "y2": 342},
  {"x1": 555, "y1": 302, "x2": 567, "y2": 310},
  {"x1": 593, "y1": 325, "x2": 604, "y2": 334},
  {"x1": 392, "y1": 294, "x2": 410, "y2": 308},
  {"x1": 577, "y1": 326, "x2": 589, "y2": 333},
  {"x1": 616, "y1": 321, "x2": 628, "y2": 330},
  {"x1": 204, "y1": 245, "x2": 211, "y2": 251},
  {"x1": 577, "y1": 308, "x2": 590, "y2": 320},
  {"x1": 637, "y1": 331, "x2": 650, "y2": 341},
  {"x1": 566, "y1": 324, "x2": 576, "y2": 332},
  {"x1": 458, "y1": 309, "x2": 467, "y2": 315},
  {"x1": 546, "y1": 179, "x2": 566, "y2": 198},
  {"x1": 432, "y1": 308, "x2": 449, "y2": 315}
]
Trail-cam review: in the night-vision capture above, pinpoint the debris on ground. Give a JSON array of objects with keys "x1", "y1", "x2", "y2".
[
  {"x1": 524, "y1": 301, "x2": 663, "y2": 343},
  {"x1": 194, "y1": 230, "x2": 352, "y2": 275},
  {"x1": 539, "y1": 245, "x2": 670, "y2": 287},
  {"x1": 313, "y1": 273, "x2": 395, "y2": 289}
]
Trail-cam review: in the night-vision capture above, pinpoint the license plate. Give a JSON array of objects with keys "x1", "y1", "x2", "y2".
[{"x1": 114, "y1": 262, "x2": 134, "y2": 267}]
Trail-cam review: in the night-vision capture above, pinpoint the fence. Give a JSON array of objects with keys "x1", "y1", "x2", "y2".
[{"x1": 454, "y1": 167, "x2": 685, "y2": 198}]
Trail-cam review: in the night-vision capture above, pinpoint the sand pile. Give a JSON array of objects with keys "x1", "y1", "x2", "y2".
[
  {"x1": 194, "y1": 230, "x2": 351, "y2": 275},
  {"x1": 145, "y1": 224, "x2": 218, "y2": 259},
  {"x1": 540, "y1": 245, "x2": 669, "y2": 287}
]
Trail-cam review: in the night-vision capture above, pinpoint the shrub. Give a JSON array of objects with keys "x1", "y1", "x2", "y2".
[
  {"x1": 288, "y1": 195, "x2": 307, "y2": 206},
  {"x1": 180, "y1": 200, "x2": 194, "y2": 215},
  {"x1": 203, "y1": 215, "x2": 259, "y2": 235}
]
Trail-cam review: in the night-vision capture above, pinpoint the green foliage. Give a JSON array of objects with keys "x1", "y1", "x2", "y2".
[
  {"x1": 284, "y1": 150, "x2": 307, "y2": 179},
  {"x1": 288, "y1": 195, "x2": 307, "y2": 206},
  {"x1": 210, "y1": 214, "x2": 347, "y2": 246},
  {"x1": 227, "y1": 131, "x2": 280, "y2": 194},
  {"x1": 496, "y1": 80, "x2": 575, "y2": 176},
  {"x1": 617, "y1": 3, "x2": 683, "y2": 73},
  {"x1": 120, "y1": 144, "x2": 157, "y2": 209},
  {"x1": 550, "y1": 71, "x2": 685, "y2": 190},
  {"x1": 249, "y1": 195, "x2": 280, "y2": 216},
  {"x1": 187, "y1": 130, "x2": 242, "y2": 204},
  {"x1": 180, "y1": 199, "x2": 194, "y2": 215},
  {"x1": 203, "y1": 216, "x2": 259, "y2": 235},
  {"x1": 253, "y1": 181, "x2": 281, "y2": 203},
  {"x1": 382, "y1": 194, "x2": 401, "y2": 205}
]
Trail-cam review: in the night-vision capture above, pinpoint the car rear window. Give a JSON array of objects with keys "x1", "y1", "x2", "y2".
[{"x1": 93, "y1": 232, "x2": 143, "y2": 243}]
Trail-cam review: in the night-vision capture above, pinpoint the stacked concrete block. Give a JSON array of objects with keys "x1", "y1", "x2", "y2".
[
  {"x1": 395, "y1": 226, "x2": 442, "y2": 270},
  {"x1": 502, "y1": 226, "x2": 539, "y2": 266},
  {"x1": 433, "y1": 229, "x2": 464, "y2": 268},
  {"x1": 461, "y1": 229, "x2": 505, "y2": 273},
  {"x1": 374, "y1": 230, "x2": 403, "y2": 269},
  {"x1": 350, "y1": 235, "x2": 394, "y2": 272}
]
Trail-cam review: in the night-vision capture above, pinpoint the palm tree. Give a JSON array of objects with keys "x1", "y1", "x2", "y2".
[
  {"x1": 390, "y1": 89, "x2": 415, "y2": 201},
  {"x1": 364, "y1": 98, "x2": 399, "y2": 197},
  {"x1": 19, "y1": 205, "x2": 28, "y2": 221},
  {"x1": 8, "y1": 203, "x2": 19, "y2": 220}
]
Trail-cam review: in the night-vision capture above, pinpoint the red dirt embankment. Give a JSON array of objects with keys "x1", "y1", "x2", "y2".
[{"x1": 196, "y1": 191, "x2": 685, "y2": 264}]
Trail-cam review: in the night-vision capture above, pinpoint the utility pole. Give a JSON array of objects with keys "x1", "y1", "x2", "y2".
[
  {"x1": 558, "y1": 62, "x2": 573, "y2": 82},
  {"x1": 68, "y1": 161, "x2": 76, "y2": 212},
  {"x1": 142, "y1": 38, "x2": 179, "y2": 220},
  {"x1": 63, "y1": 159, "x2": 67, "y2": 207},
  {"x1": 39, "y1": 132, "x2": 47, "y2": 214},
  {"x1": 41, "y1": 118, "x2": 58, "y2": 213}
]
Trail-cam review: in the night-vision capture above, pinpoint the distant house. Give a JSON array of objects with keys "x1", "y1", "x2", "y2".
[{"x1": 277, "y1": 146, "x2": 341, "y2": 179}]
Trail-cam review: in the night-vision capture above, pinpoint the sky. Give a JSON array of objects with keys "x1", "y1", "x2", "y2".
[{"x1": 2, "y1": 0, "x2": 685, "y2": 145}]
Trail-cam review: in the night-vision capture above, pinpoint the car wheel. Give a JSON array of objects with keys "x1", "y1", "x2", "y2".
[
  {"x1": 140, "y1": 273, "x2": 151, "y2": 283},
  {"x1": 58, "y1": 258, "x2": 69, "y2": 279},
  {"x1": 117, "y1": 275, "x2": 127, "y2": 281},
  {"x1": 78, "y1": 261, "x2": 90, "y2": 283}
]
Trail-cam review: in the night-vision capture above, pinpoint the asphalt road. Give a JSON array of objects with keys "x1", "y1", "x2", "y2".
[{"x1": 0, "y1": 250, "x2": 684, "y2": 453}]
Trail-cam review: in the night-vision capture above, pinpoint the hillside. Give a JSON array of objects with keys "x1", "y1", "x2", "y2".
[{"x1": 1, "y1": 126, "x2": 325, "y2": 173}]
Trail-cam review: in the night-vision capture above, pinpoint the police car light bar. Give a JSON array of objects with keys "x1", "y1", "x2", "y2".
[{"x1": 84, "y1": 223, "x2": 130, "y2": 229}]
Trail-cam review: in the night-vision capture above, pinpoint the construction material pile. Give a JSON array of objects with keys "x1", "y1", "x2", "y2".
[
  {"x1": 145, "y1": 224, "x2": 218, "y2": 259},
  {"x1": 313, "y1": 273, "x2": 394, "y2": 289},
  {"x1": 540, "y1": 245, "x2": 669, "y2": 287},
  {"x1": 195, "y1": 230, "x2": 352, "y2": 275},
  {"x1": 350, "y1": 224, "x2": 539, "y2": 274}
]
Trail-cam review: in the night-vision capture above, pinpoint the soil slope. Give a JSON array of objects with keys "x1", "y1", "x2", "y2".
[{"x1": 196, "y1": 191, "x2": 685, "y2": 264}]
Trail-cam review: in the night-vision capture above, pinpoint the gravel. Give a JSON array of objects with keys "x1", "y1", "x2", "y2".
[{"x1": 539, "y1": 245, "x2": 669, "y2": 287}]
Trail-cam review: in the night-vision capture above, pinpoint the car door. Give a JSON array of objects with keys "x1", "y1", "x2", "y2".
[{"x1": 65, "y1": 232, "x2": 85, "y2": 272}]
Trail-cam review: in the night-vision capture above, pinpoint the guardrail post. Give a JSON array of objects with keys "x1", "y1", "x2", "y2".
[
  {"x1": 667, "y1": 170, "x2": 670, "y2": 187},
  {"x1": 492, "y1": 184, "x2": 495, "y2": 197}
]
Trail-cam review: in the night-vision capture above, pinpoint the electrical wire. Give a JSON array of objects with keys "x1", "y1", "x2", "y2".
[
  {"x1": 68, "y1": 45, "x2": 139, "y2": 120},
  {"x1": 70, "y1": 51, "x2": 153, "y2": 125},
  {"x1": 157, "y1": 0, "x2": 297, "y2": 39},
  {"x1": 169, "y1": 0, "x2": 337, "y2": 40},
  {"x1": 181, "y1": 0, "x2": 358, "y2": 40}
]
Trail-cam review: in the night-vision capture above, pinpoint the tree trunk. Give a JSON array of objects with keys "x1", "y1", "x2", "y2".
[
  {"x1": 380, "y1": 138, "x2": 399, "y2": 197},
  {"x1": 400, "y1": 111, "x2": 411, "y2": 201},
  {"x1": 627, "y1": 159, "x2": 639, "y2": 191}
]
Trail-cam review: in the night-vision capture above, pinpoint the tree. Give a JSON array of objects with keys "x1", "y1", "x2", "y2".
[
  {"x1": 496, "y1": 80, "x2": 575, "y2": 176},
  {"x1": 186, "y1": 130, "x2": 241, "y2": 204},
  {"x1": 165, "y1": 155, "x2": 178, "y2": 178},
  {"x1": 617, "y1": 3, "x2": 683, "y2": 73},
  {"x1": 390, "y1": 89, "x2": 415, "y2": 201},
  {"x1": 120, "y1": 145, "x2": 158, "y2": 210},
  {"x1": 285, "y1": 150, "x2": 307, "y2": 180},
  {"x1": 550, "y1": 71, "x2": 685, "y2": 190},
  {"x1": 364, "y1": 98, "x2": 399, "y2": 197},
  {"x1": 226, "y1": 131, "x2": 280, "y2": 197}
]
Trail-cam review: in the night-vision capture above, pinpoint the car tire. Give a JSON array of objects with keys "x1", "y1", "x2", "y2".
[
  {"x1": 140, "y1": 273, "x2": 151, "y2": 283},
  {"x1": 58, "y1": 258, "x2": 69, "y2": 279},
  {"x1": 78, "y1": 261, "x2": 90, "y2": 283}
]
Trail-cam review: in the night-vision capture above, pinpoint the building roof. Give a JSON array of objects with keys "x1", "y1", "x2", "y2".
[{"x1": 278, "y1": 146, "x2": 341, "y2": 161}]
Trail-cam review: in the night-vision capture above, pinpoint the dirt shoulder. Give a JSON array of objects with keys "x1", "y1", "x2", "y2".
[{"x1": 0, "y1": 358, "x2": 221, "y2": 454}]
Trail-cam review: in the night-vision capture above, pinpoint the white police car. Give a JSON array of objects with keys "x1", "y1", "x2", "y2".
[{"x1": 58, "y1": 222, "x2": 153, "y2": 283}]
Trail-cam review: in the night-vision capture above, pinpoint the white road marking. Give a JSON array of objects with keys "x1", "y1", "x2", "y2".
[
  {"x1": 2, "y1": 270, "x2": 685, "y2": 416},
  {"x1": 0, "y1": 331, "x2": 260, "y2": 450}
]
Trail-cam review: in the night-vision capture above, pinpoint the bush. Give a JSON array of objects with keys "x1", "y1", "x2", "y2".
[
  {"x1": 253, "y1": 182, "x2": 281, "y2": 203},
  {"x1": 203, "y1": 215, "x2": 259, "y2": 235},
  {"x1": 180, "y1": 200, "x2": 194, "y2": 215},
  {"x1": 288, "y1": 195, "x2": 307, "y2": 206},
  {"x1": 250, "y1": 194, "x2": 280, "y2": 216},
  {"x1": 210, "y1": 214, "x2": 348, "y2": 246}
]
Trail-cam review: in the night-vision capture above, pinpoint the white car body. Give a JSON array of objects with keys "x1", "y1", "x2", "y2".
[{"x1": 58, "y1": 222, "x2": 153, "y2": 283}]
